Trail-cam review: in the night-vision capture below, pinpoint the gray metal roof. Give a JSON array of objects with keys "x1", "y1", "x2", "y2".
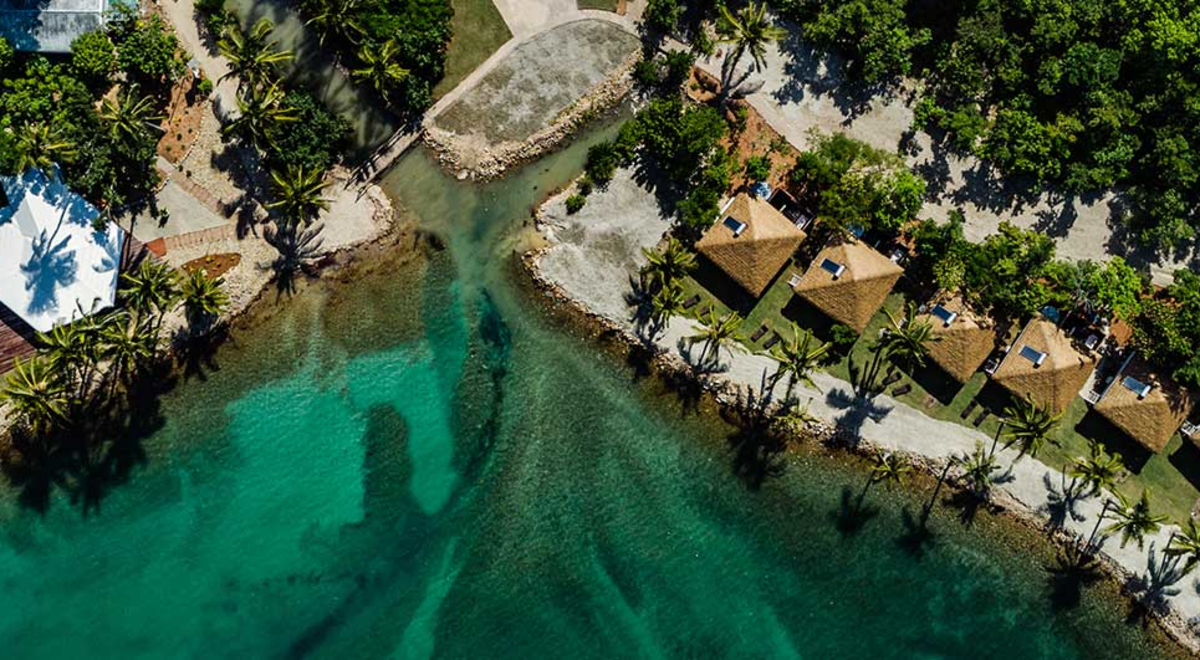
[{"x1": 0, "y1": 0, "x2": 110, "y2": 53}]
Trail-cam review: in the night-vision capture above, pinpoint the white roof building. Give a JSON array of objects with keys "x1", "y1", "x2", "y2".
[
  {"x1": 0, "y1": 0, "x2": 111, "y2": 53},
  {"x1": 0, "y1": 168, "x2": 125, "y2": 332}
]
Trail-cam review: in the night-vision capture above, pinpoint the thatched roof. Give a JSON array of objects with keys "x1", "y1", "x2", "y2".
[
  {"x1": 992, "y1": 318, "x2": 1097, "y2": 414},
  {"x1": 1095, "y1": 356, "x2": 1194, "y2": 453},
  {"x1": 695, "y1": 193, "x2": 806, "y2": 297},
  {"x1": 793, "y1": 239, "x2": 903, "y2": 332},
  {"x1": 916, "y1": 295, "x2": 997, "y2": 382}
]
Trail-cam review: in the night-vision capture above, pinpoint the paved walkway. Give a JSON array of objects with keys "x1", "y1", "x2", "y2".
[
  {"x1": 688, "y1": 28, "x2": 1195, "y2": 286},
  {"x1": 536, "y1": 170, "x2": 1200, "y2": 649}
]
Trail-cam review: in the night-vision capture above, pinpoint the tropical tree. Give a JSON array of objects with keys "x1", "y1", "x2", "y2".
[
  {"x1": 0, "y1": 356, "x2": 69, "y2": 436},
  {"x1": 218, "y1": 17, "x2": 293, "y2": 89},
  {"x1": 866, "y1": 449, "x2": 911, "y2": 497},
  {"x1": 648, "y1": 280, "x2": 686, "y2": 337},
  {"x1": 100, "y1": 312, "x2": 154, "y2": 387},
  {"x1": 1002, "y1": 394, "x2": 1062, "y2": 458},
  {"x1": 351, "y1": 40, "x2": 409, "y2": 98},
  {"x1": 119, "y1": 259, "x2": 180, "y2": 346},
  {"x1": 770, "y1": 323, "x2": 830, "y2": 395},
  {"x1": 1166, "y1": 519, "x2": 1200, "y2": 575},
  {"x1": 771, "y1": 396, "x2": 819, "y2": 435},
  {"x1": 717, "y1": 2, "x2": 785, "y2": 91},
  {"x1": 690, "y1": 308, "x2": 741, "y2": 366},
  {"x1": 1103, "y1": 490, "x2": 1167, "y2": 550},
  {"x1": 303, "y1": 0, "x2": 365, "y2": 47},
  {"x1": 640, "y1": 237, "x2": 696, "y2": 292},
  {"x1": 99, "y1": 86, "x2": 164, "y2": 147},
  {"x1": 224, "y1": 81, "x2": 298, "y2": 151},
  {"x1": 265, "y1": 165, "x2": 332, "y2": 225},
  {"x1": 1069, "y1": 442, "x2": 1124, "y2": 497},
  {"x1": 876, "y1": 301, "x2": 939, "y2": 373},
  {"x1": 180, "y1": 269, "x2": 230, "y2": 329},
  {"x1": 37, "y1": 322, "x2": 100, "y2": 400},
  {"x1": 955, "y1": 441, "x2": 1006, "y2": 500},
  {"x1": 12, "y1": 122, "x2": 77, "y2": 172}
]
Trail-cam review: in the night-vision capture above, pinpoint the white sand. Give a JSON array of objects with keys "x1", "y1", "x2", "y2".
[{"x1": 534, "y1": 172, "x2": 1200, "y2": 649}]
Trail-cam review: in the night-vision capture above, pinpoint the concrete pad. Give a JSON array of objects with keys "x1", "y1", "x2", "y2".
[{"x1": 130, "y1": 180, "x2": 230, "y2": 243}]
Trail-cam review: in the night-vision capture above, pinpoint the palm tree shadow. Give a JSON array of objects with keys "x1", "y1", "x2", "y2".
[
  {"x1": 1044, "y1": 537, "x2": 1103, "y2": 612},
  {"x1": 725, "y1": 388, "x2": 787, "y2": 490},
  {"x1": 1124, "y1": 542, "x2": 1186, "y2": 628},
  {"x1": 896, "y1": 505, "x2": 937, "y2": 559},
  {"x1": 824, "y1": 387, "x2": 892, "y2": 446},
  {"x1": 831, "y1": 485, "x2": 878, "y2": 537},
  {"x1": 1039, "y1": 471, "x2": 1091, "y2": 534}
]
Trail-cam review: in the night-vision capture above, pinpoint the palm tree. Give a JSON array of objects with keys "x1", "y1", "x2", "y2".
[
  {"x1": 1002, "y1": 394, "x2": 1062, "y2": 458},
  {"x1": 876, "y1": 301, "x2": 939, "y2": 373},
  {"x1": 770, "y1": 323, "x2": 830, "y2": 395},
  {"x1": 1, "y1": 356, "x2": 69, "y2": 436},
  {"x1": 13, "y1": 122, "x2": 77, "y2": 172},
  {"x1": 955, "y1": 441, "x2": 1005, "y2": 500},
  {"x1": 351, "y1": 39, "x2": 410, "y2": 98},
  {"x1": 864, "y1": 449, "x2": 911, "y2": 501},
  {"x1": 218, "y1": 17, "x2": 294, "y2": 89},
  {"x1": 180, "y1": 269, "x2": 231, "y2": 329},
  {"x1": 265, "y1": 165, "x2": 332, "y2": 226},
  {"x1": 1166, "y1": 519, "x2": 1200, "y2": 575},
  {"x1": 304, "y1": 0, "x2": 365, "y2": 47},
  {"x1": 99, "y1": 86, "x2": 164, "y2": 147},
  {"x1": 223, "y1": 81, "x2": 299, "y2": 152},
  {"x1": 1103, "y1": 490, "x2": 1167, "y2": 550},
  {"x1": 37, "y1": 322, "x2": 100, "y2": 400},
  {"x1": 119, "y1": 259, "x2": 180, "y2": 348},
  {"x1": 716, "y1": 2, "x2": 785, "y2": 94},
  {"x1": 648, "y1": 280, "x2": 685, "y2": 337},
  {"x1": 689, "y1": 308, "x2": 741, "y2": 366},
  {"x1": 640, "y1": 238, "x2": 696, "y2": 292},
  {"x1": 100, "y1": 311, "x2": 155, "y2": 388},
  {"x1": 1069, "y1": 442, "x2": 1124, "y2": 497},
  {"x1": 771, "y1": 396, "x2": 818, "y2": 435}
]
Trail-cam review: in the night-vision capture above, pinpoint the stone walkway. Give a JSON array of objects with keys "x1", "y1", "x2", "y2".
[{"x1": 535, "y1": 170, "x2": 1200, "y2": 650}]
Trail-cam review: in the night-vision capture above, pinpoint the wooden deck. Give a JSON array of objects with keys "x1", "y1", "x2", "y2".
[{"x1": 0, "y1": 304, "x2": 36, "y2": 374}]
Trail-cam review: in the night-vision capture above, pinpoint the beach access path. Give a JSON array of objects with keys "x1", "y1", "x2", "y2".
[
  {"x1": 535, "y1": 167, "x2": 1200, "y2": 646},
  {"x1": 682, "y1": 30, "x2": 1197, "y2": 286}
]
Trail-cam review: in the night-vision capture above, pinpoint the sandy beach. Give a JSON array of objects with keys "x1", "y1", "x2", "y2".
[{"x1": 531, "y1": 166, "x2": 1200, "y2": 652}]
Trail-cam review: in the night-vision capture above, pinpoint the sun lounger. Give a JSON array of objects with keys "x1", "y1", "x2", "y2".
[
  {"x1": 881, "y1": 372, "x2": 902, "y2": 387},
  {"x1": 682, "y1": 295, "x2": 700, "y2": 310},
  {"x1": 750, "y1": 324, "x2": 768, "y2": 342},
  {"x1": 972, "y1": 409, "x2": 989, "y2": 427},
  {"x1": 697, "y1": 306, "x2": 711, "y2": 317},
  {"x1": 763, "y1": 333, "x2": 782, "y2": 350},
  {"x1": 960, "y1": 400, "x2": 978, "y2": 420},
  {"x1": 891, "y1": 383, "x2": 912, "y2": 396}
]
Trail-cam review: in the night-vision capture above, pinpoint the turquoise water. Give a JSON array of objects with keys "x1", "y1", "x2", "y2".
[{"x1": 0, "y1": 116, "x2": 1185, "y2": 658}]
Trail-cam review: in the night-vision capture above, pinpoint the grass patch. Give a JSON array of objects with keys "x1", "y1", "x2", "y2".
[
  {"x1": 435, "y1": 0, "x2": 512, "y2": 99},
  {"x1": 577, "y1": 0, "x2": 620, "y2": 11}
]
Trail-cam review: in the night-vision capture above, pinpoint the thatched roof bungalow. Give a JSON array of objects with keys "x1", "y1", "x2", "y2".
[
  {"x1": 1094, "y1": 355, "x2": 1194, "y2": 453},
  {"x1": 992, "y1": 317, "x2": 1097, "y2": 415},
  {"x1": 916, "y1": 295, "x2": 997, "y2": 382},
  {"x1": 695, "y1": 193, "x2": 806, "y2": 298},
  {"x1": 793, "y1": 239, "x2": 903, "y2": 333}
]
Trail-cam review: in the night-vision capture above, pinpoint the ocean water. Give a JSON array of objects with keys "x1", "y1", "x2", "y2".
[{"x1": 0, "y1": 115, "x2": 1186, "y2": 659}]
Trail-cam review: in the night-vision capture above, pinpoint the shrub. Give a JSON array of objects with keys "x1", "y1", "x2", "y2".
[
  {"x1": 0, "y1": 36, "x2": 12, "y2": 74},
  {"x1": 577, "y1": 175, "x2": 594, "y2": 196},
  {"x1": 744, "y1": 154, "x2": 772, "y2": 182},
  {"x1": 829, "y1": 324, "x2": 858, "y2": 354},
  {"x1": 633, "y1": 58, "x2": 660, "y2": 90},
  {"x1": 644, "y1": 0, "x2": 683, "y2": 33},
  {"x1": 565, "y1": 194, "x2": 586, "y2": 214},
  {"x1": 112, "y1": 12, "x2": 184, "y2": 86},
  {"x1": 71, "y1": 31, "x2": 116, "y2": 86},
  {"x1": 585, "y1": 141, "x2": 622, "y2": 185},
  {"x1": 196, "y1": 77, "x2": 214, "y2": 97},
  {"x1": 194, "y1": 0, "x2": 233, "y2": 35},
  {"x1": 268, "y1": 90, "x2": 351, "y2": 172}
]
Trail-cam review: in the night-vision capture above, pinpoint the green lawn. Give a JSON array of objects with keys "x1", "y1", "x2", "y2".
[
  {"x1": 434, "y1": 0, "x2": 512, "y2": 99},
  {"x1": 680, "y1": 265, "x2": 1200, "y2": 522},
  {"x1": 577, "y1": 0, "x2": 620, "y2": 11}
]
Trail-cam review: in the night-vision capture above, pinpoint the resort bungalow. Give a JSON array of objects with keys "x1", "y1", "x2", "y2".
[
  {"x1": 1092, "y1": 354, "x2": 1194, "y2": 454},
  {"x1": 0, "y1": 0, "x2": 114, "y2": 53},
  {"x1": 695, "y1": 192, "x2": 807, "y2": 298},
  {"x1": 915, "y1": 295, "x2": 997, "y2": 383},
  {"x1": 0, "y1": 167, "x2": 126, "y2": 335},
  {"x1": 991, "y1": 317, "x2": 1097, "y2": 415},
  {"x1": 792, "y1": 239, "x2": 903, "y2": 333}
]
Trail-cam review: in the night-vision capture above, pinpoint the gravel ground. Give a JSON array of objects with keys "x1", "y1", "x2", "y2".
[
  {"x1": 534, "y1": 174, "x2": 1200, "y2": 649},
  {"x1": 435, "y1": 19, "x2": 639, "y2": 144},
  {"x1": 691, "y1": 29, "x2": 1197, "y2": 285},
  {"x1": 537, "y1": 168, "x2": 672, "y2": 321}
]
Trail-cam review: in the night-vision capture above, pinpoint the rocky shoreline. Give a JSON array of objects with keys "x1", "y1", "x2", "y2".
[
  {"x1": 520, "y1": 212, "x2": 1200, "y2": 656},
  {"x1": 423, "y1": 51, "x2": 639, "y2": 181}
]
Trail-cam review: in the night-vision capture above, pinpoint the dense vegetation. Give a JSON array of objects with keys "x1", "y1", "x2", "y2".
[
  {"x1": 0, "y1": 9, "x2": 185, "y2": 213},
  {"x1": 1131, "y1": 270, "x2": 1200, "y2": 390},
  {"x1": 776, "y1": 0, "x2": 1200, "y2": 249},
  {"x1": 297, "y1": 0, "x2": 453, "y2": 117}
]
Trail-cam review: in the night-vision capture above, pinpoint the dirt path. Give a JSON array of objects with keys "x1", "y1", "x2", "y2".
[{"x1": 689, "y1": 28, "x2": 1196, "y2": 286}]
